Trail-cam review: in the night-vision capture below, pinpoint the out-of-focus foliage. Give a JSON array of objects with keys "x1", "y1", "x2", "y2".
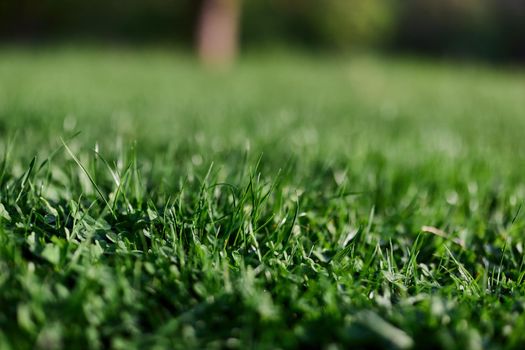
[
  {"x1": 0, "y1": 0, "x2": 198, "y2": 42},
  {"x1": 242, "y1": 0, "x2": 394, "y2": 49},
  {"x1": 316, "y1": 0, "x2": 395, "y2": 49},
  {"x1": 395, "y1": 0, "x2": 525, "y2": 59},
  {"x1": 0, "y1": 0, "x2": 524, "y2": 59}
]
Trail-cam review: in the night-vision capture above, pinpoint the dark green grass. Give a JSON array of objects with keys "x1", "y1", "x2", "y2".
[{"x1": 1, "y1": 47, "x2": 525, "y2": 349}]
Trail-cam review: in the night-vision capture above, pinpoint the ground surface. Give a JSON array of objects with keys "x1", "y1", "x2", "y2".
[{"x1": 1, "y1": 47, "x2": 525, "y2": 349}]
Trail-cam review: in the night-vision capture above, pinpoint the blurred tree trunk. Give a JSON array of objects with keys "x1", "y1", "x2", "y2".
[{"x1": 197, "y1": 0, "x2": 240, "y2": 67}]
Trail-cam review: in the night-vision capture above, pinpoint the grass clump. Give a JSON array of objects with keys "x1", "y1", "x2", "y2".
[{"x1": 1, "y1": 48, "x2": 525, "y2": 349}]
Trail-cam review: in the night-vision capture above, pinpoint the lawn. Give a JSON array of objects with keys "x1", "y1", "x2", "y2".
[{"x1": 1, "y1": 47, "x2": 525, "y2": 349}]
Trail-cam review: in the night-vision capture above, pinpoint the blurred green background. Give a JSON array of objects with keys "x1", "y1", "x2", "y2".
[{"x1": 1, "y1": 0, "x2": 524, "y2": 61}]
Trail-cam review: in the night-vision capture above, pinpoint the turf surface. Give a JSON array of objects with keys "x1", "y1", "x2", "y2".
[{"x1": 1, "y1": 47, "x2": 525, "y2": 349}]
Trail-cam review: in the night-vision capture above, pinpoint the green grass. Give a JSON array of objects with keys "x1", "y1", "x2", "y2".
[{"x1": 1, "y1": 47, "x2": 525, "y2": 349}]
